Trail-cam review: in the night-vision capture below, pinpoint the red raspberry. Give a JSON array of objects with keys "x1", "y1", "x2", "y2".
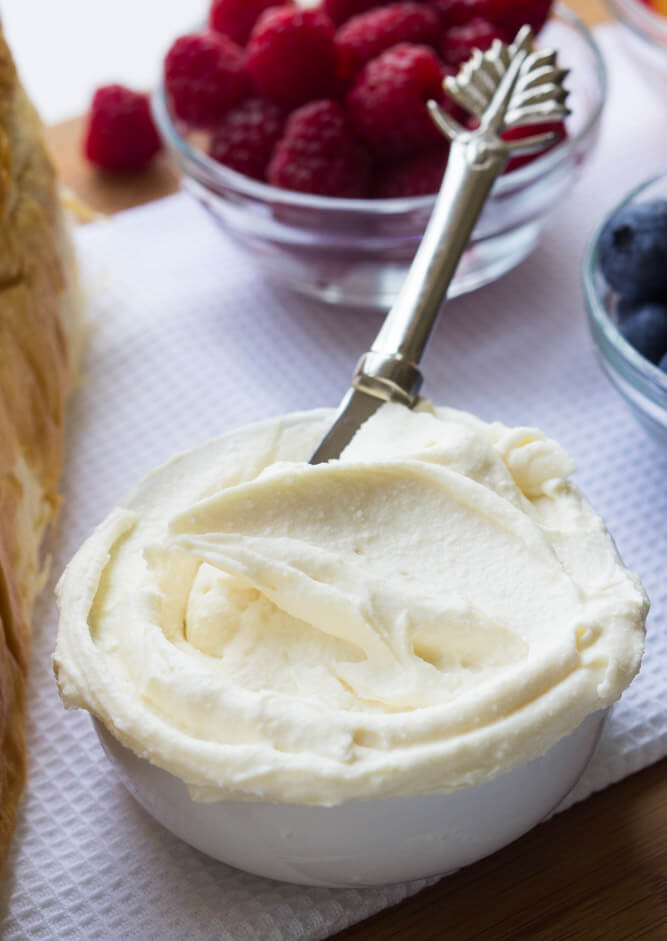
[
  {"x1": 164, "y1": 31, "x2": 249, "y2": 129},
  {"x1": 486, "y1": 0, "x2": 554, "y2": 39},
  {"x1": 323, "y1": 0, "x2": 382, "y2": 26},
  {"x1": 84, "y1": 84, "x2": 161, "y2": 172},
  {"x1": 209, "y1": 98, "x2": 284, "y2": 180},
  {"x1": 502, "y1": 120, "x2": 566, "y2": 172},
  {"x1": 247, "y1": 8, "x2": 338, "y2": 109},
  {"x1": 431, "y1": 1, "x2": 497, "y2": 28},
  {"x1": 209, "y1": 0, "x2": 290, "y2": 46},
  {"x1": 347, "y1": 43, "x2": 446, "y2": 159},
  {"x1": 440, "y1": 17, "x2": 505, "y2": 67},
  {"x1": 268, "y1": 99, "x2": 371, "y2": 197},
  {"x1": 336, "y1": 4, "x2": 440, "y2": 81},
  {"x1": 371, "y1": 144, "x2": 449, "y2": 197}
]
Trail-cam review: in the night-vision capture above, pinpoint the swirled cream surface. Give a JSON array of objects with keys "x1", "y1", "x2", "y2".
[{"x1": 54, "y1": 404, "x2": 648, "y2": 805}]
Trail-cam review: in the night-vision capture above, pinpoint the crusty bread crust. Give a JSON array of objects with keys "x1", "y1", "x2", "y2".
[{"x1": 0, "y1": 27, "x2": 81, "y2": 871}]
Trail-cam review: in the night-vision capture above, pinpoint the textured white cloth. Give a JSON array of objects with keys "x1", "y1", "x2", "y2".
[{"x1": 2, "y1": 24, "x2": 666, "y2": 941}]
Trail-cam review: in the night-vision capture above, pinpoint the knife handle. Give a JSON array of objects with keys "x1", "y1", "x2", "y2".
[
  {"x1": 354, "y1": 136, "x2": 507, "y2": 406},
  {"x1": 351, "y1": 25, "x2": 568, "y2": 405}
]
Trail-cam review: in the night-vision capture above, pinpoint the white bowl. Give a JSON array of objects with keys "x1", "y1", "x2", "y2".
[{"x1": 94, "y1": 710, "x2": 605, "y2": 887}]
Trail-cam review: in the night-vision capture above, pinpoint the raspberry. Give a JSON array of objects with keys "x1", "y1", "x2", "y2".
[
  {"x1": 436, "y1": 1, "x2": 553, "y2": 40},
  {"x1": 502, "y1": 120, "x2": 566, "y2": 172},
  {"x1": 268, "y1": 99, "x2": 371, "y2": 197},
  {"x1": 83, "y1": 84, "x2": 161, "y2": 172},
  {"x1": 347, "y1": 43, "x2": 445, "y2": 159},
  {"x1": 485, "y1": 0, "x2": 554, "y2": 39},
  {"x1": 336, "y1": 4, "x2": 440, "y2": 81},
  {"x1": 323, "y1": 0, "x2": 382, "y2": 26},
  {"x1": 209, "y1": 98, "x2": 284, "y2": 180},
  {"x1": 247, "y1": 8, "x2": 338, "y2": 109},
  {"x1": 209, "y1": 0, "x2": 290, "y2": 46},
  {"x1": 371, "y1": 144, "x2": 449, "y2": 197},
  {"x1": 440, "y1": 17, "x2": 505, "y2": 67},
  {"x1": 431, "y1": 1, "x2": 497, "y2": 28},
  {"x1": 164, "y1": 31, "x2": 249, "y2": 129}
]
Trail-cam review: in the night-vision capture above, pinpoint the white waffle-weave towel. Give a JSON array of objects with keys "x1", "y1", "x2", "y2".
[{"x1": 2, "y1": 23, "x2": 666, "y2": 941}]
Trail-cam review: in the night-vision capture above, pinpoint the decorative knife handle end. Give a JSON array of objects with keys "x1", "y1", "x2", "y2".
[{"x1": 429, "y1": 25, "x2": 570, "y2": 159}]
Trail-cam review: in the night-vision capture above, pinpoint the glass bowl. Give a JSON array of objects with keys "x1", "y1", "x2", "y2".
[
  {"x1": 605, "y1": 0, "x2": 667, "y2": 83},
  {"x1": 583, "y1": 174, "x2": 667, "y2": 446},
  {"x1": 152, "y1": 3, "x2": 606, "y2": 310}
]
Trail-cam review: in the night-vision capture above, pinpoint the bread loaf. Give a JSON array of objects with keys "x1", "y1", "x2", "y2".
[{"x1": 0, "y1": 27, "x2": 82, "y2": 871}]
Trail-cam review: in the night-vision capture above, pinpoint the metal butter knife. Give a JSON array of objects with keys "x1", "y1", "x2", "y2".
[{"x1": 310, "y1": 25, "x2": 569, "y2": 464}]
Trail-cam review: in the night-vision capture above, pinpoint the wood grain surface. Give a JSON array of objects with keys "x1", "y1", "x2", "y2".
[{"x1": 42, "y1": 1, "x2": 667, "y2": 939}]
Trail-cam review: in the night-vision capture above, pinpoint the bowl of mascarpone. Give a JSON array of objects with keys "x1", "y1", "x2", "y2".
[{"x1": 54, "y1": 403, "x2": 647, "y2": 886}]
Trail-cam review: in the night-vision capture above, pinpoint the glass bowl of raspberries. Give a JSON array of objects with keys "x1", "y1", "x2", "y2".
[
  {"x1": 605, "y1": 1, "x2": 667, "y2": 84},
  {"x1": 153, "y1": 0, "x2": 606, "y2": 309},
  {"x1": 584, "y1": 174, "x2": 667, "y2": 446}
]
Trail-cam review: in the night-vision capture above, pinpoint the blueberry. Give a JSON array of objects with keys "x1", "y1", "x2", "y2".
[
  {"x1": 598, "y1": 200, "x2": 667, "y2": 302},
  {"x1": 619, "y1": 300, "x2": 667, "y2": 364},
  {"x1": 617, "y1": 297, "x2": 639, "y2": 323}
]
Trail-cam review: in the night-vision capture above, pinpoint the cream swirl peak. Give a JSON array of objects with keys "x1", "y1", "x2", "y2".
[{"x1": 54, "y1": 404, "x2": 647, "y2": 805}]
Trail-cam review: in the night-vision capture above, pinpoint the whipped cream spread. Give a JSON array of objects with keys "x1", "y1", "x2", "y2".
[{"x1": 54, "y1": 404, "x2": 648, "y2": 805}]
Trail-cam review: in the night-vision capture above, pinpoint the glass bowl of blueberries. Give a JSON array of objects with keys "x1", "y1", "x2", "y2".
[
  {"x1": 153, "y1": 1, "x2": 606, "y2": 309},
  {"x1": 584, "y1": 174, "x2": 667, "y2": 445}
]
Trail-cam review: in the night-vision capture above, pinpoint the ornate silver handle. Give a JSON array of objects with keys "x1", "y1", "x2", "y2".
[
  {"x1": 354, "y1": 25, "x2": 569, "y2": 405},
  {"x1": 311, "y1": 26, "x2": 569, "y2": 463}
]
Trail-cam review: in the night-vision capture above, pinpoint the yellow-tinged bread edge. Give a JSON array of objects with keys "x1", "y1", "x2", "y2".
[{"x1": 0, "y1": 26, "x2": 83, "y2": 872}]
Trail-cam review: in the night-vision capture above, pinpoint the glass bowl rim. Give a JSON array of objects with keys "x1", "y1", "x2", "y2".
[
  {"x1": 152, "y1": 1, "x2": 607, "y2": 215},
  {"x1": 605, "y1": 0, "x2": 667, "y2": 48},
  {"x1": 582, "y1": 173, "x2": 667, "y2": 407}
]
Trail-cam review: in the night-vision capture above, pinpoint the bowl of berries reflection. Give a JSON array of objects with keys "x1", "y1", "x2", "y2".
[{"x1": 154, "y1": 3, "x2": 605, "y2": 310}]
